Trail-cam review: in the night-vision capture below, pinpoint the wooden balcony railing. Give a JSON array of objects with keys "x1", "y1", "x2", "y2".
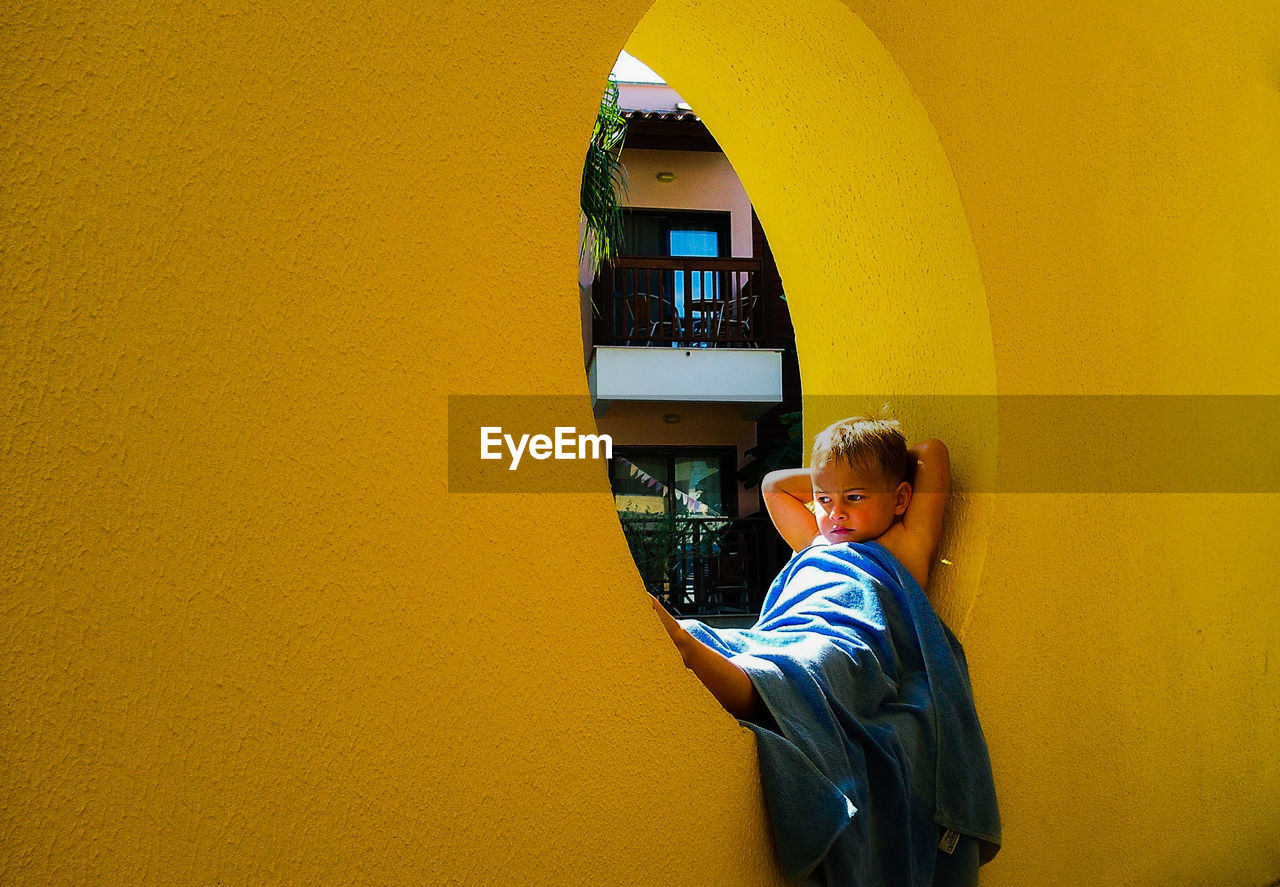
[
  {"x1": 592, "y1": 256, "x2": 769, "y2": 348},
  {"x1": 618, "y1": 514, "x2": 792, "y2": 617}
]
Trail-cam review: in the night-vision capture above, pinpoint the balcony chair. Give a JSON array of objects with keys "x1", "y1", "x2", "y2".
[
  {"x1": 715, "y1": 290, "x2": 760, "y2": 347},
  {"x1": 623, "y1": 293, "x2": 677, "y2": 346}
]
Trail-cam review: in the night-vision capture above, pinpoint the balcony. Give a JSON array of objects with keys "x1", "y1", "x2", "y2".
[
  {"x1": 588, "y1": 256, "x2": 784, "y2": 417},
  {"x1": 619, "y1": 514, "x2": 792, "y2": 620},
  {"x1": 592, "y1": 256, "x2": 770, "y2": 348}
]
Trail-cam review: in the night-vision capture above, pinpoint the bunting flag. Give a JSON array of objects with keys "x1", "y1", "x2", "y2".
[
  {"x1": 675, "y1": 488, "x2": 706, "y2": 514},
  {"x1": 615, "y1": 454, "x2": 720, "y2": 517}
]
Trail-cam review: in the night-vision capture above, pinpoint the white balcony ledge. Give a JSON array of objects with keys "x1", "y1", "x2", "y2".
[{"x1": 588, "y1": 345, "x2": 784, "y2": 419}]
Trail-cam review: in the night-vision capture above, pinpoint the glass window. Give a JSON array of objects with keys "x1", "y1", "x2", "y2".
[
  {"x1": 669, "y1": 228, "x2": 720, "y2": 257},
  {"x1": 615, "y1": 211, "x2": 730, "y2": 338},
  {"x1": 669, "y1": 229, "x2": 721, "y2": 303},
  {"x1": 612, "y1": 453, "x2": 670, "y2": 516},
  {"x1": 621, "y1": 210, "x2": 729, "y2": 258},
  {"x1": 610, "y1": 449, "x2": 734, "y2": 519},
  {"x1": 674, "y1": 455, "x2": 725, "y2": 516}
]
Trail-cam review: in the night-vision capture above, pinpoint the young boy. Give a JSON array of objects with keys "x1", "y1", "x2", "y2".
[
  {"x1": 649, "y1": 416, "x2": 951, "y2": 719},
  {"x1": 649, "y1": 418, "x2": 999, "y2": 884},
  {"x1": 762, "y1": 417, "x2": 950, "y2": 589}
]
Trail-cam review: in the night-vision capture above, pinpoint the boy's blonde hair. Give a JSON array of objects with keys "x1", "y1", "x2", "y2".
[{"x1": 811, "y1": 416, "x2": 911, "y2": 485}]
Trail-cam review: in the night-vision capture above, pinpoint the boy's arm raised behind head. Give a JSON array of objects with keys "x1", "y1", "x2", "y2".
[
  {"x1": 762, "y1": 468, "x2": 820, "y2": 553},
  {"x1": 897, "y1": 439, "x2": 951, "y2": 585}
]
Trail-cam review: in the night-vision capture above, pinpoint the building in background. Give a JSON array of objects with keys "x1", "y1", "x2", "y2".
[{"x1": 581, "y1": 57, "x2": 802, "y2": 624}]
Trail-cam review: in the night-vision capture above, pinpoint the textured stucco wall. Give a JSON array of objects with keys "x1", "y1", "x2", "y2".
[{"x1": 3, "y1": 2, "x2": 1278, "y2": 886}]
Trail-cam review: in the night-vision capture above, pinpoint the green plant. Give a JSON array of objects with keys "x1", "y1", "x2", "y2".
[
  {"x1": 618, "y1": 512, "x2": 729, "y2": 603},
  {"x1": 580, "y1": 78, "x2": 629, "y2": 278},
  {"x1": 738, "y1": 408, "x2": 804, "y2": 490}
]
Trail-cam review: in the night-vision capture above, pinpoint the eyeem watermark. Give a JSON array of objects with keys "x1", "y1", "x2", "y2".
[
  {"x1": 480, "y1": 426, "x2": 613, "y2": 471},
  {"x1": 450, "y1": 393, "x2": 1280, "y2": 494},
  {"x1": 449, "y1": 396, "x2": 609, "y2": 493}
]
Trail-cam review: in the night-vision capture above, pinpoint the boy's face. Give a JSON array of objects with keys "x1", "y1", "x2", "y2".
[{"x1": 811, "y1": 460, "x2": 910, "y2": 544}]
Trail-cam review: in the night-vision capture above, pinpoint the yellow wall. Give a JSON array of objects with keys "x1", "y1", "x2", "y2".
[{"x1": 3, "y1": 2, "x2": 1277, "y2": 886}]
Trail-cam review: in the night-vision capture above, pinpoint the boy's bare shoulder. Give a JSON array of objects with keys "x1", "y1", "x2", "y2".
[{"x1": 874, "y1": 522, "x2": 931, "y2": 587}]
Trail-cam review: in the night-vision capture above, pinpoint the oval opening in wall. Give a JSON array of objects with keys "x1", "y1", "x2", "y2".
[{"x1": 583, "y1": 0, "x2": 997, "y2": 636}]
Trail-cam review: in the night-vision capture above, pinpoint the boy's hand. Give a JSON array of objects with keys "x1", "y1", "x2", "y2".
[{"x1": 648, "y1": 594, "x2": 765, "y2": 721}]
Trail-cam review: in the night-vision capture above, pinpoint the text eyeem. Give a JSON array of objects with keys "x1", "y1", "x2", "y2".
[{"x1": 480, "y1": 426, "x2": 613, "y2": 471}]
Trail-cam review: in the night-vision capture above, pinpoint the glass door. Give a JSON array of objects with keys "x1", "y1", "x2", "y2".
[
  {"x1": 620, "y1": 210, "x2": 729, "y2": 343},
  {"x1": 610, "y1": 448, "x2": 735, "y2": 608}
]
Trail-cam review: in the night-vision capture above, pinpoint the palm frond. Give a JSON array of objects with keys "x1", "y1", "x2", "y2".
[{"x1": 580, "y1": 78, "x2": 629, "y2": 274}]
